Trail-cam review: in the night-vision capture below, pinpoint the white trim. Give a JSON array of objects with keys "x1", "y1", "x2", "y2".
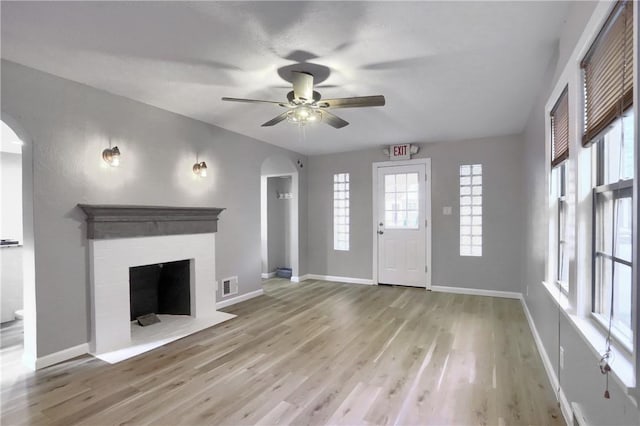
[
  {"x1": 633, "y1": 0, "x2": 640, "y2": 395},
  {"x1": 372, "y1": 158, "x2": 432, "y2": 289},
  {"x1": 32, "y1": 343, "x2": 90, "y2": 370},
  {"x1": 261, "y1": 272, "x2": 277, "y2": 279},
  {"x1": 303, "y1": 274, "x2": 374, "y2": 285},
  {"x1": 290, "y1": 275, "x2": 303, "y2": 283},
  {"x1": 431, "y1": 285, "x2": 522, "y2": 300},
  {"x1": 216, "y1": 289, "x2": 264, "y2": 309},
  {"x1": 521, "y1": 298, "x2": 572, "y2": 426}
]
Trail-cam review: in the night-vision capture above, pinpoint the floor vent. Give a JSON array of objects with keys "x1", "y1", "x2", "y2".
[{"x1": 221, "y1": 276, "x2": 238, "y2": 297}]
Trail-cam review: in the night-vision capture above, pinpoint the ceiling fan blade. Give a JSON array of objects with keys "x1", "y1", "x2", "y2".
[
  {"x1": 222, "y1": 97, "x2": 283, "y2": 105},
  {"x1": 261, "y1": 112, "x2": 289, "y2": 127},
  {"x1": 291, "y1": 71, "x2": 314, "y2": 101},
  {"x1": 318, "y1": 95, "x2": 386, "y2": 109},
  {"x1": 321, "y1": 111, "x2": 349, "y2": 129}
]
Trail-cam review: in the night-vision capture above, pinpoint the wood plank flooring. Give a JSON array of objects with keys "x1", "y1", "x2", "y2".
[{"x1": 0, "y1": 279, "x2": 564, "y2": 425}]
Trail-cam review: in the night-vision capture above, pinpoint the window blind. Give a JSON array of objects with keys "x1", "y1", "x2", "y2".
[
  {"x1": 581, "y1": 0, "x2": 633, "y2": 146},
  {"x1": 550, "y1": 86, "x2": 569, "y2": 167}
]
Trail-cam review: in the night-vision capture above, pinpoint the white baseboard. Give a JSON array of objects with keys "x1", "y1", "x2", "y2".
[
  {"x1": 33, "y1": 342, "x2": 90, "y2": 370},
  {"x1": 216, "y1": 289, "x2": 264, "y2": 309},
  {"x1": 291, "y1": 275, "x2": 302, "y2": 283},
  {"x1": 521, "y1": 298, "x2": 572, "y2": 425},
  {"x1": 431, "y1": 285, "x2": 522, "y2": 300},
  {"x1": 303, "y1": 274, "x2": 374, "y2": 285},
  {"x1": 261, "y1": 272, "x2": 276, "y2": 279}
]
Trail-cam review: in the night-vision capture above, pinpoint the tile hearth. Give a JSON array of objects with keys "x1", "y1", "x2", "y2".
[{"x1": 95, "y1": 312, "x2": 235, "y2": 364}]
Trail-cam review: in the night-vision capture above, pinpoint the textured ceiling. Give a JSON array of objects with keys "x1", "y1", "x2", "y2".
[{"x1": 0, "y1": 1, "x2": 570, "y2": 155}]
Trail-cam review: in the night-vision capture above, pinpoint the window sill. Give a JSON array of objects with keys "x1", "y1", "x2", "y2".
[{"x1": 540, "y1": 280, "x2": 636, "y2": 392}]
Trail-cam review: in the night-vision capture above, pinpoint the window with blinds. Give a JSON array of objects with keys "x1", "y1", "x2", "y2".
[
  {"x1": 550, "y1": 86, "x2": 569, "y2": 167},
  {"x1": 581, "y1": 0, "x2": 633, "y2": 146}
]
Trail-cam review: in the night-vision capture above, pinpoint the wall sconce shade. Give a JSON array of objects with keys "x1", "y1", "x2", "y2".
[
  {"x1": 102, "y1": 146, "x2": 121, "y2": 167},
  {"x1": 193, "y1": 161, "x2": 208, "y2": 177}
]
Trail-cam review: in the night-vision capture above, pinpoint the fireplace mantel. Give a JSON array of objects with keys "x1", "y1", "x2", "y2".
[{"x1": 78, "y1": 204, "x2": 224, "y2": 239}]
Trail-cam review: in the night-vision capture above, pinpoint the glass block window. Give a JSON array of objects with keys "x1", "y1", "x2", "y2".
[
  {"x1": 460, "y1": 164, "x2": 482, "y2": 256},
  {"x1": 384, "y1": 173, "x2": 420, "y2": 229},
  {"x1": 333, "y1": 173, "x2": 350, "y2": 251}
]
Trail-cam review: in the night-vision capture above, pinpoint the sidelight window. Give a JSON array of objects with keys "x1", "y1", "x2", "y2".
[
  {"x1": 460, "y1": 164, "x2": 482, "y2": 257},
  {"x1": 333, "y1": 173, "x2": 350, "y2": 251}
]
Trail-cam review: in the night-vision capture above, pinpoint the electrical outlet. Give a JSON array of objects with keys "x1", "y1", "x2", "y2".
[{"x1": 560, "y1": 346, "x2": 565, "y2": 370}]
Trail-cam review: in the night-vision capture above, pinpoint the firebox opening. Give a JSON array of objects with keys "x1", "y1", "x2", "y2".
[{"x1": 129, "y1": 259, "x2": 191, "y2": 321}]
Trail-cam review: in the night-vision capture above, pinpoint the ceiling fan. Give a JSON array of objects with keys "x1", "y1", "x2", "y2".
[{"x1": 222, "y1": 71, "x2": 385, "y2": 129}]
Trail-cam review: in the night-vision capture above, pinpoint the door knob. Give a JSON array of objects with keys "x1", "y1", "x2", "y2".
[{"x1": 378, "y1": 230, "x2": 384, "y2": 235}]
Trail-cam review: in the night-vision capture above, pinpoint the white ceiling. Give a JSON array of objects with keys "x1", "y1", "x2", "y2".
[{"x1": 0, "y1": 1, "x2": 570, "y2": 155}]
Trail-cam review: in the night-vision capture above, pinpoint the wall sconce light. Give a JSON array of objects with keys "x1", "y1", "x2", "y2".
[
  {"x1": 192, "y1": 161, "x2": 208, "y2": 178},
  {"x1": 102, "y1": 146, "x2": 121, "y2": 167}
]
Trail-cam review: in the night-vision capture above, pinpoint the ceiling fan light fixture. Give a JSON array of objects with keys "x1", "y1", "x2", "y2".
[
  {"x1": 222, "y1": 70, "x2": 384, "y2": 129},
  {"x1": 287, "y1": 105, "x2": 321, "y2": 125}
]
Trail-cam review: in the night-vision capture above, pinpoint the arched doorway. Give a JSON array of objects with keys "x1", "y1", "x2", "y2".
[
  {"x1": 0, "y1": 117, "x2": 37, "y2": 373},
  {"x1": 260, "y1": 155, "x2": 300, "y2": 282}
]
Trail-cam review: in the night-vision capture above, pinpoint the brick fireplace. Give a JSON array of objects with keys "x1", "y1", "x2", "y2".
[{"x1": 78, "y1": 205, "x2": 227, "y2": 357}]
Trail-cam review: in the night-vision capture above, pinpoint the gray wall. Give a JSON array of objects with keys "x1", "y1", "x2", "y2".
[
  {"x1": 521, "y1": 1, "x2": 639, "y2": 424},
  {"x1": 307, "y1": 135, "x2": 524, "y2": 292},
  {"x1": 267, "y1": 176, "x2": 291, "y2": 272},
  {"x1": 1, "y1": 60, "x2": 307, "y2": 357}
]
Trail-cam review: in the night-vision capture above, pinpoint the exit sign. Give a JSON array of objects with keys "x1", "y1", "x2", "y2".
[{"x1": 389, "y1": 144, "x2": 411, "y2": 160}]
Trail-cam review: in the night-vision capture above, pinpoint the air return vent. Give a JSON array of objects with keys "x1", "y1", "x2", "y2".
[{"x1": 221, "y1": 276, "x2": 238, "y2": 297}]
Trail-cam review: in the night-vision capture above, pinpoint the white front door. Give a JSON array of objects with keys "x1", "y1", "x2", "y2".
[{"x1": 376, "y1": 163, "x2": 428, "y2": 287}]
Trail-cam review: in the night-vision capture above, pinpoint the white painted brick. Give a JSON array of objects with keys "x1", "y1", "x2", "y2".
[{"x1": 89, "y1": 233, "x2": 217, "y2": 354}]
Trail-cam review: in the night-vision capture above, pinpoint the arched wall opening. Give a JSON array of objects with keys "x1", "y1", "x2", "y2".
[
  {"x1": 1, "y1": 114, "x2": 37, "y2": 370},
  {"x1": 260, "y1": 155, "x2": 300, "y2": 281}
]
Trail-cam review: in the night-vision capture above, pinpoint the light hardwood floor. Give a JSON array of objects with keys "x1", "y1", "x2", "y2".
[{"x1": 0, "y1": 279, "x2": 563, "y2": 425}]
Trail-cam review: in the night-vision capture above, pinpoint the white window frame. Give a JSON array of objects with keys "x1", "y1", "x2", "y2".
[
  {"x1": 590, "y1": 115, "x2": 635, "y2": 352},
  {"x1": 552, "y1": 163, "x2": 569, "y2": 295},
  {"x1": 540, "y1": 1, "x2": 638, "y2": 399}
]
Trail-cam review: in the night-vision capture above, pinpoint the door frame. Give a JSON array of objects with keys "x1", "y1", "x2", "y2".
[{"x1": 372, "y1": 158, "x2": 431, "y2": 289}]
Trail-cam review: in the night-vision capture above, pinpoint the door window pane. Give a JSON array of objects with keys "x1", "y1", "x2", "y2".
[{"x1": 384, "y1": 172, "x2": 420, "y2": 229}]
